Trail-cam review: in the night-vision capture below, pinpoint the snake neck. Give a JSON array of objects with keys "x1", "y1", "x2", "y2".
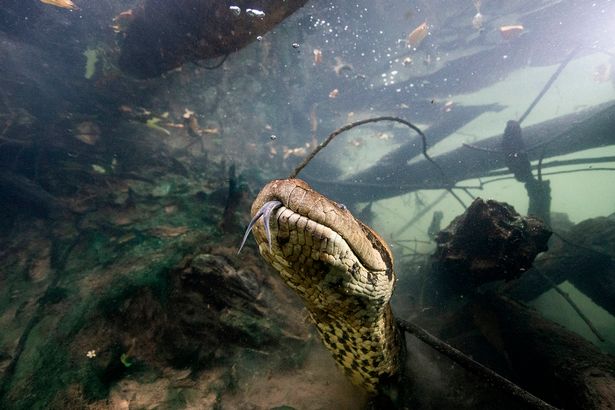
[
  {"x1": 259, "y1": 238, "x2": 401, "y2": 392},
  {"x1": 311, "y1": 304, "x2": 401, "y2": 391}
]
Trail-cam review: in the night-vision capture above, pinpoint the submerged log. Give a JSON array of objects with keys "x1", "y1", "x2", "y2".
[
  {"x1": 309, "y1": 101, "x2": 615, "y2": 204},
  {"x1": 479, "y1": 294, "x2": 615, "y2": 410},
  {"x1": 119, "y1": 0, "x2": 309, "y2": 78},
  {"x1": 510, "y1": 217, "x2": 615, "y2": 317}
]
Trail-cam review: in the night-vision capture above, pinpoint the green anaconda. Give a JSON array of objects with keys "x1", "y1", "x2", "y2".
[{"x1": 239, "y1": 178, "x2": 401, "y2": 393}]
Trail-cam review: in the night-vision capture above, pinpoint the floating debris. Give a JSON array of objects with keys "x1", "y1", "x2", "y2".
[
  {"x1": 229, "y1": 5, "x2": 241, "y2": 16},
  {"x1": 291, "y1": 42, "x2": 300, "y2": 49},
  {"x1": 313, "y1": 48, "x2": 323, "y2": 64},
  {"x1": 146, "y1": 117, "x2": 171, "y2": 136},
  {"x1": 246, "y1": 8, "x2": 265, "y2": 18},
  {"x1": 149, "y1": 225, "x2": 189, "y2": 238},
  {"x1": 83, "y1": 48, "x2": 99, "y2": 79},
  {"x1": 593, "y1": 63, "x2": 612, "y2": 83},
  {"x1": 120, "y1": 353, "x2": 133, "y2": 367},
  {"x1": 472, "y1": 0, "x2": 484, "y2": 29},
  {"x1": 328, "y1": 88, "x2": 339, "y2": 99},
  {"x1": 499, "y1": 24, "x2": 524, "y2": 40},
  {"x1": 283, "y1": 145, "x2": 308, "y2": 159},
  {"x1": 112, "y1": 9, "x2": 135, "y2": 34},
  {"x1": 407, "y1": 21, "x2": 429, "y2": 48},
  {"x1": 349, "y1": 137, "x2": 363, "y2": 148},
  {"x1": 86, "y1": 350, "x2": 96, "y2": 359},
  {"x1": 182, "y1": 108, "x2": 195, "y2": 120},
  {"x1": 472, "y1": 12, "x2": 484, "y2": 29},
  {"x1": 202, "y1": 127, "x2": 220, "y2": 135},
  {"x1": 402, "y1": 56, "x2": 413, "y2": 66},
  {"x1": 333, "y1": 56, "x2": 353, "y2": 75},
  {"x1": 91, "y1": 164, "x2": 106, "y2": 174},
  {"x1": 164, "y1": 205, "x2": 178, "y2": 214},
  {"x1": 74, "y1": 121, "x2": 101, "y2": 145},
  {"x1": 40, "y1": 0, "x2": 78, "y2": 10},
  {"x1": 270, "y1": 134, "x2": 277, "y2": 141}
]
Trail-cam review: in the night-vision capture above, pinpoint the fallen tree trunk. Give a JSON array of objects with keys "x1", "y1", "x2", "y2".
[
  {"x1": 307, "y1": 101, "x2": 615, "y2": 204},
  {"x1": 478, "y1": 293, "x2": 615, "y2": 410},
  {"x1": 119, "y1": 0, "x2": 309, "y2": 78}
]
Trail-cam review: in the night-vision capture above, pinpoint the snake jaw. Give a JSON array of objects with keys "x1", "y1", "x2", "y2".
[{"x1": 237, "y1": 200, "x2": 282, "y2": 254}]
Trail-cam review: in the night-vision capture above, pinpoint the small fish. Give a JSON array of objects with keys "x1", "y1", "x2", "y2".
[
  {"x1": 40, "y1": 0, "x2": 78, "y2": 10},
  {"x1": 499, "y1": 25, "x2": 524, "y2": 40},
  {"x1": 407, "y1": 21, "x2": 429, "y2": 48}
]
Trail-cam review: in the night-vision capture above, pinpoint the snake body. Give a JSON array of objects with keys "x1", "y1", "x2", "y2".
[{"x1": 241, "y1": 178, "x2": 401, "y2": 392}]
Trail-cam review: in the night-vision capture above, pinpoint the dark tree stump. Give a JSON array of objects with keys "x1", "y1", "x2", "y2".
[{"x1": 427, "y1": 198, "x2": 551, "y2": 303}]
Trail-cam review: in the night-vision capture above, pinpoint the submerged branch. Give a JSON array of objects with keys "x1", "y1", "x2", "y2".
[
  {"x1": 534, "y1": 269, "x2": 605, "y2": 342},
  {"x1": 312, "y1": 102, "x2": 615, "y2": 204},
  {"x1": 290, "y1": 116, "x2": 467, "y2": 208},
  {"x1": 518, "y1": 46, "x2": 580, "y2": 125},
  {"x1": 397, "y1": 318, "x2": 558, "y2": 410}
]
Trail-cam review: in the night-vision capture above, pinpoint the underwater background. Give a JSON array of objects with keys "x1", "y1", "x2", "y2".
[{"x1": 0, "y1": 0, "x2": 614, "y2": 409}]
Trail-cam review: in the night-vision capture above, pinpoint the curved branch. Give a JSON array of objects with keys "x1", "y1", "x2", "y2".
[{"x1": 290, "y1": 116, "x2": 467, "y2": 208}]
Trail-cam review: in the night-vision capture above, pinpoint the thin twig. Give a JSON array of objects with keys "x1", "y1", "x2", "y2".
[
  {"x1": 305, "y1": 166, "x2": 614, "y2": 194},
  {"x1": 550, "y1": 230, "x2": 614, "y2": 261},
  {"x1": 463, "y1": 46, "x2": 580, "y2": 159},
  {"x1": 396, "y1": 318, "x2": 558, "y2": 410},
  {"x1": 518, "y1": 46, "x2": 580, "y2": 124},
  {"x1": 289, "y1": 116, "x2": 467, "y2": 208},
  {"x1": 479, "y1": 167, "x2": 615, "y2": 186},
  {"x1": 394, "y1": 190, "x2": 448, "y2": 237},
  {"x1": 534, "y1": 269, "x2": 605, "y2": 342},
  {"x1": 537, "y1": 147, "x2": 546, "y2": 181},
  {"x1": 462, "y1": 143, "x2": 501, "y2": 153}
]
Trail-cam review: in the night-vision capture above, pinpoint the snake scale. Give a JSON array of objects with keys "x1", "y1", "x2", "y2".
[{"x1": 240, "y1": 178, "x2": 401, "y2": 393}]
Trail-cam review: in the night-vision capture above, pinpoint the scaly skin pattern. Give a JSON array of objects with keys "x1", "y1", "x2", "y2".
[{"x1": 250, "y1": 178, "x2": 401, "y2": 392}]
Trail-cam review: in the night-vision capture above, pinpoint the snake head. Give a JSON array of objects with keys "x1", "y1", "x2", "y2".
[{"x1": 239, "y1": 178, "x2": 400, "y2": 393}]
